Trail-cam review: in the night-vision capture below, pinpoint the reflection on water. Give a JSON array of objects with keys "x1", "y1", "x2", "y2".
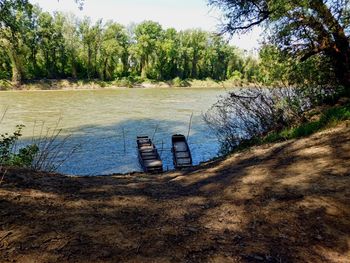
[{"x1": 0, "y1": 88, "x2": 229, "y2": 175}]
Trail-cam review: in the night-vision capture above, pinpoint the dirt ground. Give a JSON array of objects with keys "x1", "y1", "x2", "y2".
[{"x1": 1, "y1": 122, "x2": 350, "y2": 263}]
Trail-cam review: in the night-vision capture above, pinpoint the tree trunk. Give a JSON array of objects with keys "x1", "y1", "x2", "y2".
[
  {"x1": 102, "y1": 58, "x2": 108, "y2": 80},
  {"x1": 141, "y1": 55, "x2": 148, "y2": 79},
  {"x1": 87, "y1": 46, "x2": 92, "y2": 79},
  {"x1": 71, "y1": 59, "x2": 77, "y2": 79},
  {"x1": 312, "y1": 0, "x2": 350, "y2": 96},
  {"x1": 331, "y1": 33, "x2": 350, "y2": 97},
  {"x1": 31, "y1": 47, "x2": 38, "y2": 76},
  {"x1": 9, "y1": 49, "x2": 22, "y2": 86},
  {"x1": 11, "y1": 60, "x2": 22, "y2": 85},
  {"x1": 121, "y1": 53, "x2": 129, "y2": 76},
  {"x1": 192, "y1": 56, "x2": 198, "y2": 78},
  {"x1": 335, "y1": 58, "x2": 350, "y2": 96}
]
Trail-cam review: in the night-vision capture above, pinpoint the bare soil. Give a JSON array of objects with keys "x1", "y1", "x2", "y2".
[{"x1": 1, "y1": 122, "x2": 350, "y2": 263}]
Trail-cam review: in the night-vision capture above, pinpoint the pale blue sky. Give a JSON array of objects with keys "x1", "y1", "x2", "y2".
[{"x1": 30, "y1": 0, "x2": 262, "y2": 50}]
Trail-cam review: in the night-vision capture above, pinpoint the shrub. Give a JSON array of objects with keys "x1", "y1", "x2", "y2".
[
  {"x1": 262, "y1": 103, "x2": 350, "y2": 144},
  {"x1": 29, "y1": 120, "x2": 81, "y2": 172},
  {"x1": 0, "y1": 125, "x2": 39, "y2": 167},
  {"x1": 0, "y1": 80, "x2": 13, "y2": 91},
  {"x1": 204, "y1": 87, "x2": 309, "y2": 154},
  {"x1": 0, "y1": 120, "x2": 80, "y2": 173},
  {"x1": 171, "y1": 77, "x2": 190, "y2": 87}
]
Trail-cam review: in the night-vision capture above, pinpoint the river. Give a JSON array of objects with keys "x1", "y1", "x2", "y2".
[{"x1": 0, "y1": 87, "x2": 229, "y2": 175}]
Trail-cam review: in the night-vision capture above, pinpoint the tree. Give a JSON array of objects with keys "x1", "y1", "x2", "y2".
[
  {"x1": 177, "y1": 30, "x2": 208, "y2": 79},
  {"x1": 99, "y1": 22, "x2": 129, "y2": 80},
  {"x1": 209, "y1": 0, "x2": 350, "y2": 95},
  {"x1": 187, "y1": 30, "x2": 207, "y2": 79},
  {"x1": 0, "y1": 45, "x2": 10, "y2": 79},
  {"x1": 1, "y1": 0, "x2": 258, "y2": 84},
  {"x1": 61, "y1": 13, "x2": 80, "y2": 78},
  {"x1": 0, "y1": 0, "x2": 32, "y2": 84},
  {"x1": 258, "y1": 45, "x2": 291, "y2": 85},
  {"x1": 203, "y1": 35, "x2": 231, "y2": 80},
  {"x1": 257, "y1": 44, "x2": 334, "y2": 86},
  {"x1": 37, "y1": 11, "x2": 67, "y2": 78},
  {"x1": 226, "y1": 47, "x2": 245, "y2": 80},
  {"x1": 153, "y1": 28, "x2": 180, "y2": 80},
  {"x1": 79, "y1": 18, "x2": 102, "y2": 79},
  {"x1": 132, "y1": 21, "x2": 163, "y2": 78}
]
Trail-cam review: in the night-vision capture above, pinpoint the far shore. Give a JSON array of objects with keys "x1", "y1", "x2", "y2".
[{"x1": 0, "y1": 78, "x2": 258, "y2": 91}]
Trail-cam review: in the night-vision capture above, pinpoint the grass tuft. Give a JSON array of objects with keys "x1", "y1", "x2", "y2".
[
  {"x1": 233, "y1": 103, "x2": 350, "y2": 153},
  {"x1": 263, "y1": 103, "x2": 350, "y2": 144}
]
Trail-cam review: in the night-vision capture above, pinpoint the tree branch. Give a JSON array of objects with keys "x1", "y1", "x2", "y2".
[{"x1": 224, "y1": 11, "x2": 270, "y2": 33}]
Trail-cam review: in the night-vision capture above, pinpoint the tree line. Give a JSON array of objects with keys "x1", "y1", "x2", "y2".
[
  {"x1": 0, "y1": 1, "x2": 263, "y2": 85},
  {"x1": 1, "y1": 0, "x2": 346, "y2": 92}
]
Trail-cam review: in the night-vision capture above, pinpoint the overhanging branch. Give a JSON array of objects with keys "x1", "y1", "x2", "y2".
[{"x1": 225, "y1": 12, "x2": 270, "y2": 32}]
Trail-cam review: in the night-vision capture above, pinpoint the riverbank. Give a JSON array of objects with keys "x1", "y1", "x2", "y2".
[
  {"x1": 1, "y1": 121, "x2": 349, "y2": 262},
  {"x1": 0, "y1": 78, "x2": 253, "y2": 91}
]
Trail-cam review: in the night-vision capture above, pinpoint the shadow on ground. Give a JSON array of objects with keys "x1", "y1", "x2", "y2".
[{"x1": 1, "y1": 123, "x2": 350, "y2": 262}]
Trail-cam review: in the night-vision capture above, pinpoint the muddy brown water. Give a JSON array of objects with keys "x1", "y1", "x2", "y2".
[{"x1": 0, "y1": 87, "x2": 229, "y2": 175}]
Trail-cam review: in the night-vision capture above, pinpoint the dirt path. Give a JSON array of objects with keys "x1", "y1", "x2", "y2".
[{"x1": 1, "y1": 122, "x2": 350, "y2": 262}]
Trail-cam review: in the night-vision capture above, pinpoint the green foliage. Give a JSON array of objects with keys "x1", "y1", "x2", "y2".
[
  {"x1": 171, "y1": 77, "x2": 190, "y2": 87},
  {"x1": 0, "y1": 0, "x2": 33, "y2": 83},
  {"x1": 204, "y1": 87, "x2": 310, "y2": 155},
  {"x1": 0, "y1": 125, "x2": 39, "y2": 167},
  {"x1": 257, "y1": 45, "x2": 290, "y2": 85},
  {"x1": 99, "y1": 22, "x2": 129, "y2": 80},
  {"x1": 264, "y1": 103, "x2": 350, "y2": 143},
  {"x1": 0, "y1": 1, "x2": 264, "y2": 85},
  {"x1": 229, "y1": 103, "x2": 350, "y2": 154},
  {"x1": 254, "y1": 44, "x2": 339, "y2": 88},
  {"x1": 131, "y1": 21, "x2": 163, "y2": 79},
  {"x1": 0, "y1": 79, "x2": 12, "y2": 90},
  {"x1": 209, "y1": 0, "x2": 350, "y2": 93},
  {"x1": 3, "y1": 1, "x2": 347, "y2": 91}
]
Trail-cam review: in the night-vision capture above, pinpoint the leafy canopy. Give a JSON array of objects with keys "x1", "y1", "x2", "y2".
[{"x1": 209, "y1": 0, "x2": 350, "y2": 92}]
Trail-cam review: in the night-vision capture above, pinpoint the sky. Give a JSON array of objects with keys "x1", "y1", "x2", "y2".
[{"x1": 30, "y1": 0, "x2": 262, "y2": 51}]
